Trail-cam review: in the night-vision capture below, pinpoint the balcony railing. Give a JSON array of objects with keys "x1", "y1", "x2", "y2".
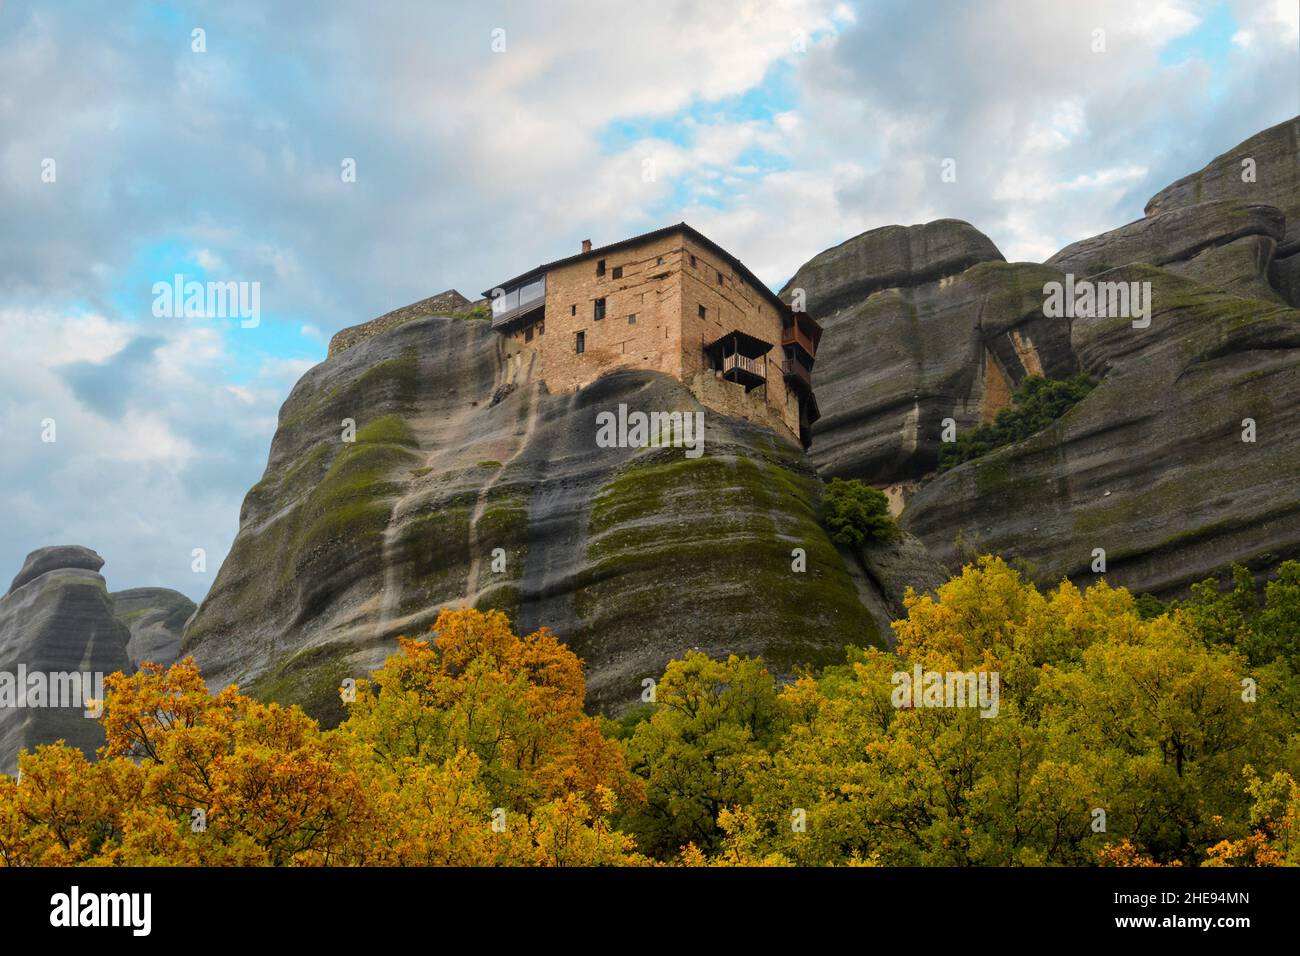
[
  {"x1": 782, "y1": 357, "x2": 812, "y2": 390},
  {"x1": 722, "y1": 352, "x2": 766, "y2": 381}
]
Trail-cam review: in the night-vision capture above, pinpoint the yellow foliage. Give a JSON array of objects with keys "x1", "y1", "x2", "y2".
[{"x1": 0, "y1": 610, "x2": 644, "y2": 867}]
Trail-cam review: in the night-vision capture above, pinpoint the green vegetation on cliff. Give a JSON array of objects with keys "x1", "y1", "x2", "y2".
[
  {"x1": 577, "y1": 447, "x2": 884, "y2": 676},
  {"x1": 289, "y1": 420, "x2": 418, "y2": 573},
  {"x1": 939, "y1": 373, "x2": 1098, "y2": 471},
  {"x1": 821, "y1": 478, "x2": 900, "y2": 548}
]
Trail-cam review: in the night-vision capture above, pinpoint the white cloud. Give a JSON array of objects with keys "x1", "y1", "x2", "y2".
[
  {"x1": 0, "y1": 306, "x2": 300, "y2": 599},
  {"x1": 192, "y1": 248, "x2": 224, "y2": 271}
]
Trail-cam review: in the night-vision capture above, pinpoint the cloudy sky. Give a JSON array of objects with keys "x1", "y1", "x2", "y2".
[{"x1": 1, "y1": 0, "x2": 1297, "y2": 601}]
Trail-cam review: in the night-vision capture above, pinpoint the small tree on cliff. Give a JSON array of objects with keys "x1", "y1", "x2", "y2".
[{"x1": 822, "y1": 478, "x2": 901, "y2": 549}]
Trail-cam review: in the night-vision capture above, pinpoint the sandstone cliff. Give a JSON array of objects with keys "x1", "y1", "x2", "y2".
[
  {"x1": 13, "y1": 119, "x2": 1296, "y2": 760},
  {"x1": 183, "y1": 316, "x2": 925, "y2": 723},
  {"x1": 783, "y1": 221, "x2": 1077, "y2": 485},
  {"x1": 0, "y1": 547, "x2": 191, "y2": 773},
  {"x1": 799, "y1": 116, "x2": 1300, "y2": 598}
]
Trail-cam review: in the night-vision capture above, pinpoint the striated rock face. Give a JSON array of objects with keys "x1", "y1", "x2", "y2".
[
  {"x1": 782, "y1": 219, "x2": 1004, "y2": 315},
  {"x1": 8, "y1": 545, "x2": 106, "y2": 593},
  {"x1": 112, "y1": 588, "x2": 195, "y2": 671},
  {"x1": 184, "y1": 317, "x2": 906, "y2": 720},
  {"x1": 1164, "y1": 234, "x2": 1283, "y2": 303},
  {"x1": 1273, "y1": 252, "x2": 1300, "y2": 307},
  {"x1": 1046, "y1": 200, "x2": 1284, "y2": 295},
  {"x1": 799, "y1": 117, "x2": 1300, "y2": 600},
  {"x1": 1144, "y1": 117, "x2": 1300, "y2": 307},
  {"x1": 837, "y1": 531, "x2": 950, "y2": 642},
  {"x1": 901, "y1": 266, "x2": 1300, "y2": 596},
  {"x1": 859, "y1": 531, "x2": 950, "y2": 619},
  {"x1": 0, "y1": 547, "x2": 189, "y2": 773},
  {"x1": 784, "y1": 221, "x2": 1075, "y2": 484},
  {"x1": 1145, "y1": 117, "x2": 1300, "y2": 256},
  {"x1": 183, "y1": 316, "x2": 502, "y2": 724}
]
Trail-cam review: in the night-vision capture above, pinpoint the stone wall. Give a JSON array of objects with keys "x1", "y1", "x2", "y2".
[
  {"x1": 526, "y1": 233, "x2": 684, "y2": 391},
  {"x1": 688, "y1": 370, "x2": 799, "y2": 445},
  {"x1": 513, "y1": 228, "x2": 801, "y2": 437},
  {"x1": 678, "y1": 235, "x2": 801, "y2": 437},
  {"x1": 327, "y1": 289, "x2": 473, "y2": 357}
]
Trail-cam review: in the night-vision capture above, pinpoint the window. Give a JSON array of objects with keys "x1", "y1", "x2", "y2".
[
  {"x1": 537, "y1": 321, "x2": 544, "y2": 336},
  {"x1": 716, "y1": 270, "x2": 723, "y2": 285},
  {"x1": 594, "y1": 298, "x2": 606, "y2": 321},
  {"x1": 570, "y1": 304, "x2": 576, "y2": 316},
  {"x1": 524, "y1": 326, "x2": 534, "y2": 343},
  {"x1": 612, "y1": 266, "x2": 623, "y2": 279},
  {"x1": 575, "y1": 331, "x2": 585, "y2": 354},
  {"x1": 656, "y1": 256, "x2": 664, "y2": 265},
  {"x1": 698, "y1": 304, "x2": 706, "y2": 319},
  {"x1": 596, "y1": 259, "x2": 606, "y2": 277},
  {"x1": 628, "y1": 313, "x2": 637, "y2": 324},
  {"x1": 689, "y1": 254, "x2": 697, "y2": 267}
]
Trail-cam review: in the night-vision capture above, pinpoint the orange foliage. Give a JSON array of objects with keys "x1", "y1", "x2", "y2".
[{"x1": 0, "y1": 610, "x2": 644, "y2": 866}]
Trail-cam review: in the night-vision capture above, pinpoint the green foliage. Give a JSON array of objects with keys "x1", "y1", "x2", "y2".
[
  {"x1": 450, "y1": 304, "x2": 491, "y2": 321},
  {"x1": 1182, "y1": 561, "x2": 1300, "y2": 670},
  {"x1": 821, "y1": 477, "x2": 900, "y2": 549},
  {"x1": 619, "y1": 652, "x2": 786, "y2": 859},
  {"x1": 1134, "y1": 592, "x2": 1169, "y2": 620},
  {"x1": 624, "y1": 556, "x2": 1300, "y2": 867},
  {"x1": 939, "y1": 373, "x2": 1098, "y2": 471},
  {"x1": 355, "y1": 414, "x2": 418, "y2": 447},
  {"x1": 13, "y1": 558, "x2": 1300, "y2": 868}
]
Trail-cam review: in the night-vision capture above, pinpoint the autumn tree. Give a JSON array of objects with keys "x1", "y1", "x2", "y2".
[
  {"x1": 0, "y1": 610, "x2": 645, "y2": 867},
  {"x1": 724, "y1": 557, "x2": 1285, "y2": 866},
  {"x1": 619, "y1": 651, "x2": 784, "y2": 860},
  {"x1": 340, "y1": 608, "x2": 644, "y2": 865},
  {"x1": 1204, "y1": 769, "x2": 1300, "y2": 867}
]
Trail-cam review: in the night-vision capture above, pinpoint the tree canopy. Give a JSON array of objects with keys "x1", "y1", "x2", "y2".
[{"x1": 3, "y1": 562, "x2": 1298, "y2": 867}]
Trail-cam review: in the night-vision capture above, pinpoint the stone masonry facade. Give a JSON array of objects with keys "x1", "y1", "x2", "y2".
[{"x1": 491, "y1": 225, "x2": 813, "y2": 443}]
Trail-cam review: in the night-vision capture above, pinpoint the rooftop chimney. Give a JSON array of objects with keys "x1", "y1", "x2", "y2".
[{"x1": 581, "y1": 238, "x2": 592, "y2": 253}]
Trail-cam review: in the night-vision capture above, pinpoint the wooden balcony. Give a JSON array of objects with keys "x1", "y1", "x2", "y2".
[
  {"x1": 705, "y1": 329, "x2": 773, "y2": 393},
  {"x1": 782, "y1": 356, "x2": 812, "y2": 391},
  {"x1": 782, "y1": 324, "x2": 817, "y2": 357},
  {"x1": 723, "y1": 351, "x2": 766, "y2": 384}
]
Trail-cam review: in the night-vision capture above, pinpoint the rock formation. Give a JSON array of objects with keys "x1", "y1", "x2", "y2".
[
  {"x1": 798, "y1": 115, "x2": 1300, "y2": 599},
  {"x1": 113, "y1": 588, "x2": 196, "y2": 671},
  {"x1": 1146, "y1": 116, "x2": 1300, "y2": 291},
  {"x1": 0, "y1": 547, "x2": 191, "y2": 773},
  {"x1": 183, "y1": 313, "x2": 933, "y2": 722},
  {"x1": 902, "y1": 264, "x2": 1300, "y2": 596},
  {"x1": 1152, "y1": 117, "x2": 1300, "y2": 310},
  {"x1": 12, "y1": 117, "x2": 1290, "y2": 757},
  {"x1": 783, "y1": 221, "x2": 1076, "y2": 486}
]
